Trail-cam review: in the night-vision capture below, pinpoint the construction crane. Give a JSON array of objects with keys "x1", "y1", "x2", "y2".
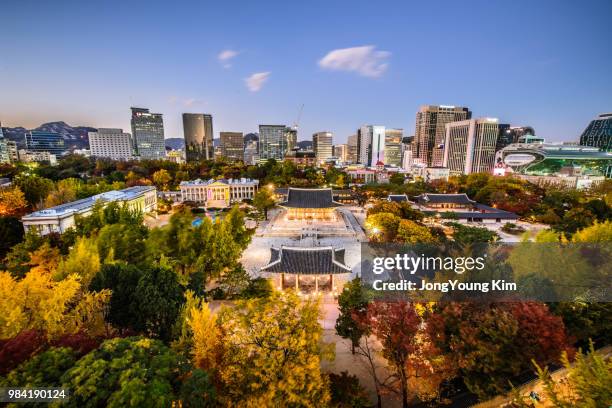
[{"x1": 292, "y1": 103, "x2": 304, "y2": 130}]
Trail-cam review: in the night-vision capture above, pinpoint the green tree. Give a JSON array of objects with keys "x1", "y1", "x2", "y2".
[
  {"x1": 1, "y1": 347, "x2": 77, "y2": 389},
  {"x1": 0, "y1": 217, "x2": 25, "y2": 260},
  {"x1": 389, "y1": 173, "x2": 405, "y2": 185},
  {"x1": 395, "y1": 219, "x2": 439, "y2": 244},
  {"x1": 45, "y1": 178, "x2": 82, "y2": 207},
  {"x1": 13, "y1": 174, "x2": 54, "y2": 209},
  {"x1": 335, "y1": 277, "x2": 370, "y2": 355},
  {"x1": 96, "y1": 223, "x2": 147, "y2": 265},
  {"x1": 217, "y1": 265, "x2": 251, "y2": 299},
  {"x1": 449, "y1": 222, "x2": 498, "y2": 244},
  {"x1": 253, "y1": 188, "x2": 275, "y2": 219},
  {"x1": 55, "y1": 236, "x2": 100, "y2": 285},
  {"x1": 60, "y1": 337, "x2": 204, "y2": 408},
  {"x1": 329, "y1": 371, "x2": 370, "y2": 408}
]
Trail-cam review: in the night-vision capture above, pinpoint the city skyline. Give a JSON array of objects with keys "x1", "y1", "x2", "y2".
[{"x1": 1, "y1": 0, "x2": 611, "y2": 144}]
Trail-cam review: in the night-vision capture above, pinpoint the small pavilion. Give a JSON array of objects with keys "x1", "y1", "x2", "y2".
[
  {"x1": 280, "y1": 188, "x2": 343, "y2": 221},
  {"x1": 261, "y1": 246, "x2": 351, "y2": 292}
]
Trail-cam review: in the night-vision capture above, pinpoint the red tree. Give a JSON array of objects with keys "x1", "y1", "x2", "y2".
[{"x1": 0, "y1": 330, "x2": 47, "y2": 375}]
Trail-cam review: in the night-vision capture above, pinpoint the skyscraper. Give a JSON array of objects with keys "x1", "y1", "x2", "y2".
[
  {"x1": 182, "y1": 113, "x2": 214, "y2": 161},
  {"x1": 334, "y1": 144, "x2": 348, "y2": 163},
  {"x1": 89, "y1": 128, "x2": 133, "y2": 160},
  {"x1": 131, "y1": 107, "x2": 165, "y2": 159},
  {"x1": 384, "y1": 128, "x2": 403, "y2": 167},
  {"x1": 414, "y1": 105, "x2": 472, "y2": 166},
  {"x1": 347, "y1": 134, "x2": 358, "y2": 164},
  {"x1": 244, "y1": 140, "x2": 259, "y2": 165},
  {"x1": 370, "y1": 126, "x2": 386, "y2": 166},
  {"x1": 313, "y1": 131, "x2": 333, "y2": 164},
  {"x1": 258, "y1": 125, "x2": 291, "y2": 162},
  {"x1": 0, "y1": 125, "x2": 9, "y2": 164},
  {"x1": 357, "y1": 126, "x2": 372, "y2": 165},
  {"x1": 25, "y1": 131, "x2": 66, "y2": 156},
  {"x1": 220, "y1": 132, "x2": 244, "y2": 162},
  {"x1": 580, "y1": 113, "x2": 612, "y2": 152},
  {"x1": 285, "y1": 127, "x2": 297, "y2": 152},
  {"x1": 443, "y1": 118, "x2": 509, "y2": 175}
]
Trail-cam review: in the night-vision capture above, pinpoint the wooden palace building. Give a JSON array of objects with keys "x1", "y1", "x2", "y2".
[
  {"x1": 261, "y1": 246, "x2": 351, "y2": 292},
  {"x1": 280, "y1": 187, "x2": 343, "y2": 221}
]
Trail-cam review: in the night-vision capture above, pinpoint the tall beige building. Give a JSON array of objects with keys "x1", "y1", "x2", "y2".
[
  {"x1": 313, "y1": 131, "x2": 333, "y2": 165},
  {"x1": 220, "y1": 132, "x2": 244, "y2": 162},
  {"x1": 414, "y1": 105, "x2": 471, "y2": 166},
  {"x1": 334, "y1": 144, "x2": 348, "y2": 163},
  {"x1": 347, "y1": 134, "x2": 358, "y2": 163},
  {"x1": 384, "y1": 128, "x2": 403, "y2": 167},
  {"x1": 443, "y1": 118, "x2": 508, "y2": 175}
]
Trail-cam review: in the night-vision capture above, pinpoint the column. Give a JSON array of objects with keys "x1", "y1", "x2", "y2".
[
  {"x1": 315, "y1": 276, "x2": 318, "y2": 293},
  {"x1": 295, "y1": 274, "x2": 299, "y2": 291},
  {"x1": 330, "y1": 274, "x2": 334, "y2": 291},
  {"x1": 281, "y1": 273, "x2": 285, "y2": 290}
]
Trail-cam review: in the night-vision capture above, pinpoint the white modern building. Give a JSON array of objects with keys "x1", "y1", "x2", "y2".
[
  {"x1": 89, "y1": 128, "x2": 134, "y2": 160},
  {"x1": 370, "y1": 126, "x2": 386, "y2": 166},
  {"x1": 313, "y1": 131, "x2": 333, "y2": 165},
  {"x1": 443, "y1": 118, "x2": 508, "y2": 175},
  {"x1": 179, "y1": 178, "x2": 259, "y2": 207},
  {"x1": 21, "y1": 186, "x2": 157, "y2": 235}
]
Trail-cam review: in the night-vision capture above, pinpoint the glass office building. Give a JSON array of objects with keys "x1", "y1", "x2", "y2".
[
  {"x1": 259, "y1": 125, "x2": 291, "y2": 162},
  {"x1": 183, "y1": 113, "x2": 214, "y2": 161},
  {"x1": 580, "y1": 113, "x2": 612, "y2": 152},
  {"x1": 25, "y1": 131, "x2": 66, "y2": 156},
  {"x1": 131, "y1": 107, "x2": 165, "y2": 159}
]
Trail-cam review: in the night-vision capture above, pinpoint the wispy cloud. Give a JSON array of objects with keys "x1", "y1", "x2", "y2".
[
  {"x1": 168, "y1": 96, "x2": 204, "y2": 107},
  {"x1": 245, "y1": 72, "x2": 270, "y2": 92},
  {"x1": 318, "y1": 45, "x2": 391, "y2": 78},
  {"x1": 218, "y1": 49, "x2": 239, "y2": 68}
]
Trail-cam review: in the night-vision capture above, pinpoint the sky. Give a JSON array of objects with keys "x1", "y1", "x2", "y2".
[{"x1": 1, "y1": 0, "x2": 611, "y2": 144}]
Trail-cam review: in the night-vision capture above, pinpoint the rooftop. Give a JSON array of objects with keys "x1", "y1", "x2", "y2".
[
  {"x1": 261, "y1": 246, "x2": 351, "y2": 275},
  {"x1": 414, "y1": 193, "x2": 476, "y2": 205},
  {"x1": 281, "y1": 188, "x2": 342, "y2": 208},
  {"x1": 180, "y1": 178, "x2": 259, "y2": 186},
  {"x1": 23, "y1": 186, "x2": 155, "y2": 219},
  {"x1": 388, "y1": 194, "x2": 409, "y2": 203}
]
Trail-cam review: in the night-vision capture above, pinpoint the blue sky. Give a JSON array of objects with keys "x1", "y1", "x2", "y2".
[{"x1": 1, "y1": 0, "x2": 611, "y2": 144}]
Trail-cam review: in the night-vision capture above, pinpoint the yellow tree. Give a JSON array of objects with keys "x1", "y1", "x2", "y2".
[
  {"x1": 152, "y1": 169, "x2": 172, "y2": 190},
  {"x1": 215, "y1": 291, "x2": 332, "y2": 407},
  {"x1": 0, "y1": 187, "x2": 28, "y2": 216},
  {"x1": 0, "y1": 269, "x2": 110, "y2": 340},
  {"x1": 44, "y1": 178, "x2": 81, "y2": 208},
  {"x1": 55, "y1": 236, "x2": 100, "y2": 286}
]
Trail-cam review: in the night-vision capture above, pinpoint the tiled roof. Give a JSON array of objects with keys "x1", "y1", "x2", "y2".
[
  {"x1": 388, "y1": 194, "x2": 409, "y2": 202},
  {"x1": 415, "y1": 193, "x2": 475, "y2": 205},
  {"x1": 261, "y1": 246, "x2": 351, "y2": 275},
  {"x1": 281, "y1": 188, "x2": 342, "y2": 208}
]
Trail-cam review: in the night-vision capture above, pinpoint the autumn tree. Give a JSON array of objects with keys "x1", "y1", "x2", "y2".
[
  {"x1": 13, "y1": 174, "x2": 54, "y2": 208},
  {"x1": 55, "y1": 236, "x2": 100, "y2": 285},
  {"x1": 152, "y1": 169, "x2": 172, "y2": 190},
  {"x1": 44, "y1": 177, "x2": 81, "y2": 207},
  {"x1": 0, "y1": 186, "x2": 28, "y2": 216},
  {"x1": 395, "y1": 219, "x2": 439, "y2": 244},
  {"x1": 214, "y1": 291, "x2": 332, "y2": 406},
  {"x1": 366, "y1": 212, "x2": 402, "y2": 242}
]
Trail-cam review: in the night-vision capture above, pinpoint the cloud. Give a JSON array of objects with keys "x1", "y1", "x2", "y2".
[
  {"x1": 218, "y1": 49, "x2": 239, "y2": 68},
  {"x1": 168, "y1": 96, "x2": 203, "y2": 107},
  {"x1": 245, "y1": 72, "x2": 270, "y2": 92},
  {"x1": 318, "y1": 45, "x2": 390, "y2": 78}
]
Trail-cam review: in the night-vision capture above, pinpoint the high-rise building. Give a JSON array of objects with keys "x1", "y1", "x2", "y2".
[
  {"x1": 334, "y1": 144, "x2": 348, "y2": 163},
  {"x1": 244, "y1": 140, "x2": 259, "y2": 165},
  {"x1": 258, "y1": 125, "x2": 291, "y2": 162},
  {"x1": 220, "y1": 132, "x2": 244, "y2": 162},
  {"x1": 414, "y1": 105, "x2": 472, "y2": 166},
  {"x1": 443, "y1": 118, "x2": 509, "y2": 175},
  {"x1": 313, "y1": 131, "x2": 333, "y2": 165},
  {"x1": 89, "y1": 128, "x2": 133, "y2": 160},
  {"x1": 25, "y1": 131, "x2": 66, "y2": 156},
  {"x1": 182, "y1": 113, "x2": 213, "y2": 161},
  {"x1": 580, "y1": 113, "x2": 612, "y2": 152},
  {"x1": 384, "y1": 128, "x2": 403, "y2": 167},
  {"x1": 131, "y1": 107, "x2": 165, "y2": 159},
  {"x1": 347, "y1": 134, "x2": 358, "y2": 164},
  {"x1": 370, "y1": 126, "x2": 386, "y2": 166},
  {"x1": 496, "y1": 126, "x2": 536, "y2": 151},
  {"x1": 0, "y1": 125, "x2": 9, "y2": 164},
  {"x1": 356, "y1": 126, "x2": 372, "y2": 165},
  {"x1": 285, "y1": 128, "x2": 297, "y2": 153}
]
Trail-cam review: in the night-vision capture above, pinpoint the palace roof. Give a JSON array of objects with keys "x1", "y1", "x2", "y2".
[
  {"x1": 280, "y1": 188, "x2": 342, "y2": 208},
  {"x1": 388, "y1": 194, "x2": 409, "y2": 203},
  {"x1": 261, "y1": 246, "x2": 351, "y2": 275}
]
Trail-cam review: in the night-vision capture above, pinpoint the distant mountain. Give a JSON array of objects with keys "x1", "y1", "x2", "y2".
[
  {"x1": 1, "y1": 121, "x2": 96, "y2": 150},
  {"x1": 297, "y1": 140, "x2": 313, "y2": 150},
  {"x1": 165, "y1": 138, "x2": 185, "y2": 150},
  {"x1": 244, "y1": 133, "x2": 259, "y2": 143}
]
